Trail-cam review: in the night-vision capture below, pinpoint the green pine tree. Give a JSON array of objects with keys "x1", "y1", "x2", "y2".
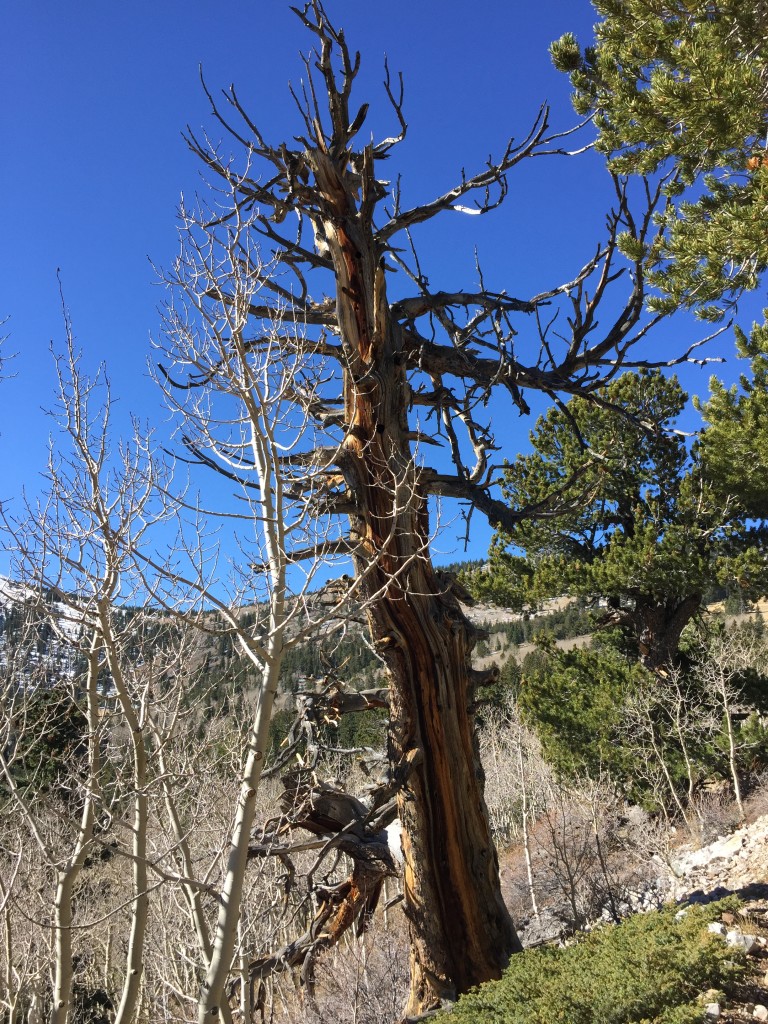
[
  {"x1": 465, "y1": 371, "x2": 767, "y2": 669},
  {"x1": 697, "y1": 315, "x2": 768, "y2": 519},
  {"x1": 551, "y1": 1, "x2": 768, "y2": 319}
]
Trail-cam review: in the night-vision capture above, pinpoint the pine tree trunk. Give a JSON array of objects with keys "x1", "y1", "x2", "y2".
[
  {"x1": 315, "y1": 148, "x2": 521, "y2": 1018},
  {"x1": 637, "y1": 595, "x2": 701, "y2": 670},
  {"x1": 380, "y1": 579, "x2": 522, "y2": 1016}
]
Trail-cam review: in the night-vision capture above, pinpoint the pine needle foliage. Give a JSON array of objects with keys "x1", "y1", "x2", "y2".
[
  {"x1": 465, "y1": 370, "x2": 766, "y2": 668},
  {"x1": 438, "y1": 899, "x2": 745, "y2": 1024},
  {"x1": 551, "y1": 1, "x2": 768, "y2": 318},
  {"x1": 697, "y1": 314, "x2": 768, "y2": 519}
]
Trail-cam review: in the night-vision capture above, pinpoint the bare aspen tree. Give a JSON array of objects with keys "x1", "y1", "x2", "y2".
[
  {"x1": 0, "y1": 596, "x2": 62, "y2": 1022},
  {"x1": 665, "y1": 671, "x2": 708, "y2": 826},
  {"x1": 620, "y1": 664, "x2": 725, "y2": 834},
  {"x1": 174, "y1": 3, "x2": 713, "y2": 1013},
  {"x1": 0, "y1": 315, "x2": 250, "y2": 1022},
  {"x1": 0, "y1": 594, "x2": 105, "y2": 1020},
  {"x1": 479, "y1": 705, "x2": 545, "y2": 920},
  {"x1": 581, "y1": 774, "x2": 623, "y2": 925},
  {"x1": 146, "y1": 675, "x2": 216, "y2": 975},
  {"x1": 154, "y1": 207, "x2": 402, "y2": 1021},
  {"x1": 50, "y1": 633, "x2": 102, "y2": 1024},
  {"x1": 3, "y1": 260, "x2": 372, "y2": 1018},
  {"x1": 1, "y1": 330, "x2": 168, "y2": 1023},
  {"x1": 621, "y1": 678, "x2": 701, "y2": 832},
  {"x1": 515, "y1": 720, "x2": 543, "y2": 924},
  {"x1": 696, "y1": 622, "x2": 768, "y2": 822}
]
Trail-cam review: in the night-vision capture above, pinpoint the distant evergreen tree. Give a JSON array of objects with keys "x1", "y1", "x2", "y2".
[
  {"x1": 5, "y1": 684, "x2": 89, "y2": 801},
  {"x1": 466, "y1": 371, "x2": 768, "y2": 669}
]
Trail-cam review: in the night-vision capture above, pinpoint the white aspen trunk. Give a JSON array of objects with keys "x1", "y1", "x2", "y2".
[
  {"x1": 675, "y1": 711, "x2": 702, "y2": 824},
  {"x1": 2, "y1": 896, "x2": 10, "y2": 1021},
  {"x1": 99, "y1": 604, "x2": 149, "y2": 1024},
  {"x1": 51, "y1": 635, "x2": 101, "y2": 1024},
  {"x1": 155, "y1": 742, "x2": 213, "y2": 966},
  {"x1": 669, "y1": 683, "x2": 703, "y2": 826},
  {"x1": 196, "y1": 653, "x2": 283, "y2": 1022},
  {"x1": 722, "y1": 694, "x2": 745, "y2": 820},
  {"x1": 104, "y1": 924, "x2": 114, "y2": 996},
  {"x1": 27, "y1": 977, "x2": 43, "y2": 1024},
  {"x1": 116, "y1": 769, "x2": 148, "y2": 1019},
  {"x1": 1, "y1": 894, "x2": 19, "y2": 1024},
  {"x1": 237, "y1": 918, "x2": 247, "y2": 1022},
  {"x1": 197, "y1": 333, "x2": 287, "y2": 1022},
  {"x1": 517, "y1": 738, "x2": 539, "y2": 922},
  {"x1": 648, "y1": 726, "x2": 692, "y2": 830}
]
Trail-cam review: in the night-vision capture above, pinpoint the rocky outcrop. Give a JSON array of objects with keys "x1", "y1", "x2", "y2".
[{"x1": 668, "y1": 814, "x2": 768, "y2": 903}]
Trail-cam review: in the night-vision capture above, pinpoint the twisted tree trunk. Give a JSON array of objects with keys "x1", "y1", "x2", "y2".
[
  {"x1": 636, "y1": 594, "x2": 702, "y2": 671},
  {"x1": 181, "y1": 4, "x2": 664, "y2": 1009},
  {"x1": 314, "y1": 148, "x2": 520, "y2": 1018}
]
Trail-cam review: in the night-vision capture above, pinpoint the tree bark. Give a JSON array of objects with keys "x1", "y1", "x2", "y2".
[
  {"x1": 313, "y1": 147, "x2": 520, "y2": 1018},
  {"x1": 636, "y1": 594, "x2": 702, "y2": 671}
]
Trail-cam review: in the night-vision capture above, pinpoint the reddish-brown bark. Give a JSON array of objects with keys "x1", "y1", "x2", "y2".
[{"x1": 312, "y1": 148, "x2": 521, "y2": 1018}]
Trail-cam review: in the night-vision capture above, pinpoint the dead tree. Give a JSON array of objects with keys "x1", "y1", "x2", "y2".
[{"x1": 169, "y1": 2, "x2": 708, "y2": 1016}]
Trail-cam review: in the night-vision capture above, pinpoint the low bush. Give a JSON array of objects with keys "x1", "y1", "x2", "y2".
[{"x1": 439, "y1": 900, "x2": 745, "y2": 1024}]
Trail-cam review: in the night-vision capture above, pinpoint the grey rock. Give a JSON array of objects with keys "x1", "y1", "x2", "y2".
[{"x1": 726, "y1": 930, "x2": 760, "y2": 954}]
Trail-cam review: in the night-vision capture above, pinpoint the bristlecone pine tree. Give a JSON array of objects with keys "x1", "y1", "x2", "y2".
[
  {"x1": 177, "y1": 2, "x2": 712, "y2": 1016},
  {"x1": 551, "y1": 0, "x2": 768, "y2": 319}
]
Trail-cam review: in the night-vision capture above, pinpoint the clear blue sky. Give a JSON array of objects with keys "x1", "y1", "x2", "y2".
[{"x1": 1, "y1": 1, "x2": 762, "y2": 565}]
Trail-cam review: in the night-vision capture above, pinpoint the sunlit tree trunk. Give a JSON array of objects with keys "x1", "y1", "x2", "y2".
[
  {"x1": 194, "y1": 314, "x2": 289, "y2": 1022},
  {"x1": 314, "y1": 152, "x2": 520, "y2": 1015},
  {"x1": 197, "y1": 653, "x2": 284, "y2": 1022},
  {"x1": 51, "y1": 636, "x2": 101, "y2": 1024},
  {"x1": 99, "y1": 605, "x2": 149, "y2": 1024}
]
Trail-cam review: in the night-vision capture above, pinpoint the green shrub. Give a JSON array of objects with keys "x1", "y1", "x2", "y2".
[{"x1": 438, "y1": 900, "x2": 745, "y2": 1024}]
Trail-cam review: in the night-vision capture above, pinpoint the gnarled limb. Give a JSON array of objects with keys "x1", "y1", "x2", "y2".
[{"x1": 231, "y1": 772, "x2": 398, "y2": 1015}]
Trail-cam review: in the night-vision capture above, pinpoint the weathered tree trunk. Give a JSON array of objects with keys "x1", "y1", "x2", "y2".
[
  {"x1": 381, "y1": 579, "x2": 522, "y2": 1016},
  {"x1": 636, "y1": 594, "x2": 702, "y2": 671},
  {"x1": 314, "y1": 148, "x2": 520, "y2": 1018}
]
